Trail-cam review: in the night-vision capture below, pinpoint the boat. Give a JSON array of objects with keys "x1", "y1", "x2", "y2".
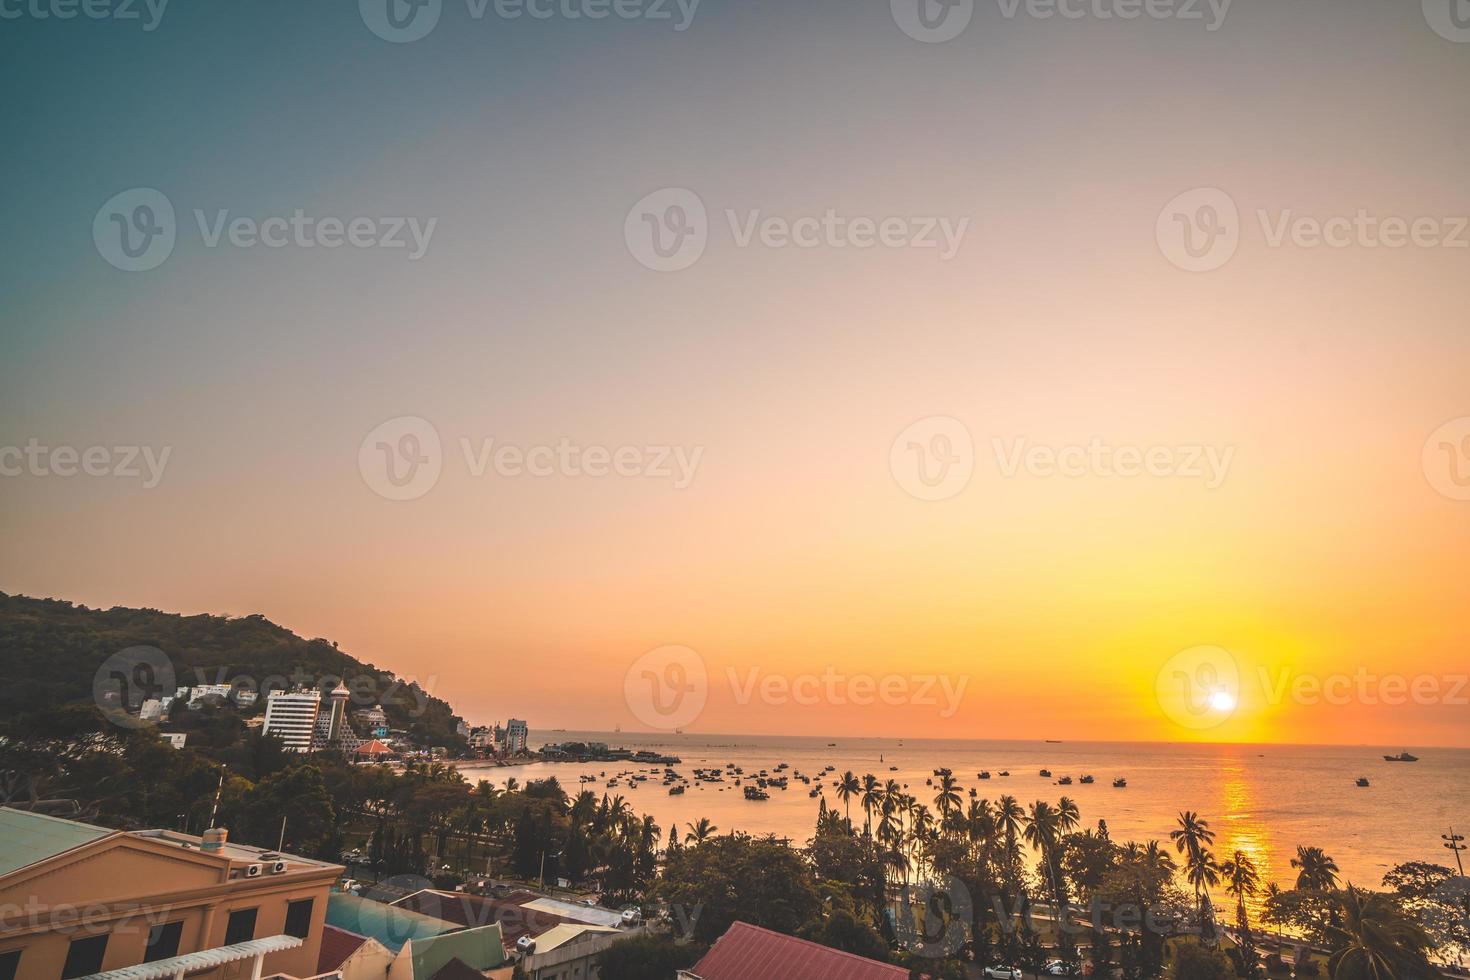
[
  {"x1": 1355, "y1": 777, "x2": 1370, "y2": 787},
  {"x1": 1383, "y1": 752, "x2": 1419, "y2": 762},
  {"x1": 1079, "y1": 775, "x2": 1095, "y2": 784},
  {"x1": 978, "y1": 771, "x2": 991, "y2": 780},
  {"x1": 1057, "y1": 776, "x2": 1073, "y2": 785},
  {"x1": 889, "y1": 766, "x2": 898, "y2": 771},
  {"x1": 998, "y1": 771, "x2": 1009, "y2": 777},
  {"x1": 668, "y1": 785, "x2": 685, "y2": 795},
  {"x1": 743, "y1": 785, "x2": 769, "y2": 801},
  {"x1": 1112, "y1": 777, "x2": 1127, "y2": 788},
  {"x1": 1039, "y1": 769, "x2": 1052, "y2": 778}
]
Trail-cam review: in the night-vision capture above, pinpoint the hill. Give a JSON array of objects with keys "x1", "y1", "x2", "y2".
[{"x1": 0, "y1": 591, "x2": 466, "y2": 749}]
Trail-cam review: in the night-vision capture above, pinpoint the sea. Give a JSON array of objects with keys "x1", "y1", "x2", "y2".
[{"x1": 458, "y1": 732, "x2": 1469, "y2": 902}]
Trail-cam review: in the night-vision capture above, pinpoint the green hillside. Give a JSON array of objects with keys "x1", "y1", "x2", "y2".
[{"x1": 0, "y1": 591, "x2": 465, "y2": 749}]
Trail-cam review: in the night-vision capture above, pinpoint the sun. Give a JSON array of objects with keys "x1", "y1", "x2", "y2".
[{"x1": 1208, "y1": 690, "x2": 1237, "y2": 712}]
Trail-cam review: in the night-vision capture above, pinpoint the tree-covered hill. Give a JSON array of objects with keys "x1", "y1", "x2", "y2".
[{"x1": 0, "y1": 591, "x2": 466, "y2": 749}]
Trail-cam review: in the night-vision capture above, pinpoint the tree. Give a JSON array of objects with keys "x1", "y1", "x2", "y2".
[
  {"x1": 233, "y1": 764, "x2": 336, "y2": 857},
  {"x1": 1325, "y1": 886, "x2": 1434, "y2": 980},
  {"x1": 657, "y1": 834, "x2": 822, "y2": 943},
  {"x1": 1167, "y1": 941, "x2": 1235, "y2": 980},
  {"x1": 595, "y1": 934, "x2": 704, "y2": 980}
]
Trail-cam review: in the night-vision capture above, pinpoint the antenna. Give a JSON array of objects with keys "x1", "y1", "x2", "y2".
[{"x1": 208, "y1": 771, "x2": 224, "y2": 829}]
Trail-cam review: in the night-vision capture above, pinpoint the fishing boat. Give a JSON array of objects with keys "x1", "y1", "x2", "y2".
[
  {"x1": 1383, "y1": 751, "x2": 1419, "y2": 762},
  {"x1": 1079, "y1": 775, "x2": 1095, "y2": 784},
  {"x1": 1057, "y1": 776, "x2": 1073, "y2": 785},
  {"x1": 1112, "y1": 777, "x2": 1127, "y2": 788},
  {"x1": 998, "y1": 771, "x2": 1010, "y2": 777},
  {"x1": 1355, "y1": 777, "x2": 1370, "y2": 787},
  {"x1": 978, "y1": 771, "x2": 991, "y2": 779},
  {"x1": 744, "y1": 785, "x2": 769, "y2": 801},
  {"x1": 668, "y1": 784, "x2": 685, "y2": 795},
  {"x1": 1039, "y1": 769, "x2": 1052, "y2": 778}
]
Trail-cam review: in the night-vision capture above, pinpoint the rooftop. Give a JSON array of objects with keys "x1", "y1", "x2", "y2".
[
  {"x1": 328, "y1": 892, "x2": 460, "y2": 953},
  {"x1": 0, "y1": 807, "x2": 112, "y2": 877},
  {"x1": 688, "y1": 921, "x2": 910, "y2": 980}
]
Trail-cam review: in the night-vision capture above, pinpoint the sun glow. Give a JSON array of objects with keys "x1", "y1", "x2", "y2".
[{"x1": 1209, "y1": 690, "x2": 1238, "y2": 713}]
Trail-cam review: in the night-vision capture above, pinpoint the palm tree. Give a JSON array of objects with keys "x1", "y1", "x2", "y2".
[
  {"x1": 860, "y1": 774, "x2": 881, "y2": 839},
  {"x1": 1057, "y1": 796, "x2": 1080, "y2": 833},
  {"x1": 1024, "y1": 800, "x2": 1063, "y2": 910},
  {"x1": 1219, "y1": 850, "x2": 1260, "y2": 932},
  {"x1": 996, "y1": 794, "x2": 1026, "y2": 879},
  {"x1": 933, "y1": 772, "x2": 961, "y2": 823},
  {"x1": 1326, "y1": 885, "x2": 1433, "y2": 980},
  {"x1": 1291, "y1": 846, "x2": 1341, "y2": 892},
  {"x1": 837, "y1": 771, "x2": 861, "y2": 830},
  {"x1": 684, "y1": 817, "x2": 718, "y2": 845},
  {"x1": 1170, "y1": 811, "x2": 1216, "y2": 862}
]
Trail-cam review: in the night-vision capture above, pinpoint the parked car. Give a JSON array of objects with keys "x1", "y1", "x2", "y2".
[
  {"x1": 1043, "y1": 960, "x2": 1079, "y2": 976},
  {"x1": 983, "y1": 967, "x2": 1024, "y2": 979}
]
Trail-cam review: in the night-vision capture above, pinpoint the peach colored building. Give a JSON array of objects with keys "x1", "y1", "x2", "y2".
[{"x1": 0, "y1": 808, "x2": 342, "y2": 980}]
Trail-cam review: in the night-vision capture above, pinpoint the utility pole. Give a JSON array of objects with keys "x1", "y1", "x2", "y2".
[
  {"x1": 1443, "y1": 828, "x2": 1466, "y2": 877},
  {"x1": 278, "y1": 815, "x2": 288, "y2": 852}
]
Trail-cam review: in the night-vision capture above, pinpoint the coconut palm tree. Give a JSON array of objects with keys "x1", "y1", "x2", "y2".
[
  {"x1": 860, "y1": 774, "x2": 881, "y2": 840},
  {"x1": 1170, "y1": 811, "x2": 1216, "y2": 862},
  {"x1": 1326, "y1": 885, "x2": 1433, "y2": 980},
  {"x1": 837, "y1": 771, "x2": 861, "y2": 830},
  {"x1": 1219, "y1": 849, "x2": 1260, "y2": 933},
  {"x1": 996, "y1": 794, "x2": 1026, "y2": 878},
  {"x1": 684, "y1": 816, "x2": 718, "y2": 845},
  {"x1": 933, "y1": 772, "x2": 962, "y2": 823},
  {"x1": 1291, "y1": 846, "x2": 1341, "y2": 892}
]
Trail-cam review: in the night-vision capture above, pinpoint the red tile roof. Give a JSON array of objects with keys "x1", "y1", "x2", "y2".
[
  {"x1": 689, "y1": 922, "x2": 910, "y2": 980},
  {"x1": 317, "y1": 924, "x2": 370, "y2": 974}
]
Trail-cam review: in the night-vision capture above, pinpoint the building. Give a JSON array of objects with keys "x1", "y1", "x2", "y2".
[
  {"x1": 159, "y1": 732, "x2": 188, "y2": 749},
  {"x1": 138, "y1": 697, "x2": 170, "y2": 722},
  {"x1": 505, "y1": 719, "x2": 529, "y2": 755},
  {"x1": 323, "y1": 892, "x2": 507, "y2": 980},
  {"x1": 355, "y1": 705, "x2": 391, "y2": 738},
  {"x1": 263, "y1": 689, "x2": 322, "y2": 752},
  {"x1": 521, "y1": 923, "x2": 621, "y2": 980},
  {"x1": 0, "y1": 807, "x2": 342, "y2": 980},
  {"x1": 679, "y1": 921, "x2": 910, "y2": 980}
]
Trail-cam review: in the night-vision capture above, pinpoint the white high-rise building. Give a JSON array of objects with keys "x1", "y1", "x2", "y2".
[
  {"x1": 263, "y1": 690, "x2": 322, "y2": 752},
  {"x1": 506, "y1": 718, "x2": 529, "y2": 755}
]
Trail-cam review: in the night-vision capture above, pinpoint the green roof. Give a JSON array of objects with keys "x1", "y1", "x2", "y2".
[
  {"x1": 408, "y1": 923, "x2": 506, "y2": 979},
  {"x1": 326, "y1": 893, "x2": 458, "y2": 953},
  {"x1": 0, "y1": 807, "x2": 113, "y2": 877}
]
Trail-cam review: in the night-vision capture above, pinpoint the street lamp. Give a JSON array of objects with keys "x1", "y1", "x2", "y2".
[{"x1": 1443, "y1": 828, "x2": 1466, "y2": 877}]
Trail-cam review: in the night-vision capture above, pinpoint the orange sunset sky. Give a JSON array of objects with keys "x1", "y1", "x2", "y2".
[{"x1": 2, "y1": 0, "x2": 1468, "y2": 748}]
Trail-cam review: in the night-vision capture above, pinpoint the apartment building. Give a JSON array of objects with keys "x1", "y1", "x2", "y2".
[
  {"x1": 263, "y1": 690, "x2": 322, "y2": 752},
  {"x1": 0, "y1": 808, "x2": 342, "y2": 980}
]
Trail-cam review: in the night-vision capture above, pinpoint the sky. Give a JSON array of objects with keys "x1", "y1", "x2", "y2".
[{"x1": 1, "y1": 0, "x2": 1468, "y2": 747}]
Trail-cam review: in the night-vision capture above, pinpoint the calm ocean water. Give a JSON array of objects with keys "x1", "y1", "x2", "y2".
[{"x1": 460, "y1": 733, "x2": 1469, "y2": 899}]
